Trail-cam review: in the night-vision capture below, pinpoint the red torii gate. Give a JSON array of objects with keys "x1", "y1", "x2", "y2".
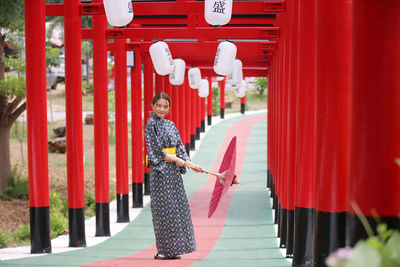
[
  {"x1": 26, "y1": 1, "x2": 400, "y2": 266},
  {"x1": 27, "y1": 0, "x2": 280, "y2": 254}
]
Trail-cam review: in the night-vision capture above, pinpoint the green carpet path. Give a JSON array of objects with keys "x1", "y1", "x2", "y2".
[
  {"x1": 1, "y1": 112, "x2": 290, "y2": 267},
  {"x1": 192, "y1": 118, "x2": 290, "y2": 267}
]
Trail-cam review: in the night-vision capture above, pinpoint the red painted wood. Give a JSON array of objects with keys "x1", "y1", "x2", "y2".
[
  {"x1": 26, "y1": 0, "x2": 49, "y2": 207},
  {"x1": 314, "y1": 0, "x2": 351, "y2": 213},
  {"x1": 114, "y1": 38, "x2": 129, "y2": 195},
  {"x1": 349, "y1": 0, "x2": 400, "y2": 217},
  {"x1": 131, "y1": 50, "x2": 143, "y2": 184},
  {"x1": 93, "y1": 0, "x2": 110, "y2": 202},
  {"x1": 295, "y1": 0, "x2": 315, "y2": 210},
  {"x1": 64, "y1": 0, "x2": 84, "y2": 209}
]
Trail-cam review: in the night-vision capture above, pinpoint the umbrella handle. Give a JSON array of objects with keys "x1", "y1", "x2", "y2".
[{"x1": 186, "y1": 162, "x2": 225, "y2": 185}]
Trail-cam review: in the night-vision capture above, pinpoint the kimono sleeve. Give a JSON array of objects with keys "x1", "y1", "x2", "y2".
[
  {"x1": 145, "y1": 120, "x2": 166, "y2": 166},
  {"x1": 172, "y1": 122, "x2": 190, "y2": 162}
]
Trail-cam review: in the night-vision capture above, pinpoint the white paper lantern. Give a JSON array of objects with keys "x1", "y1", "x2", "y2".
[
  {"x1": 169, "y1": 59, "x2": 186, "y2": 86},
  {"x1": 198, "y1": 79, "x2": 209, "y2": 98},
  {"x1": 103, "y1": 0, "x2": 134, "y2": 27},
  {"x1": 149, "y1": 41, "x2": 174, "y2": 76},
  {"x1": 214, "y1": 41, "x2": 237, "y2": 76},
  {"x1": 230, "y1": 59, "x2": 243, "y2": 87},
  {"x1": 235, "y1": 80, "x2": 247, "y2": 98},
  {"x1": 188, "y1": 67, "x2": 202, "y2": 89},
  {"x1": 204, "y1": 0, "x2": 233, "y2": 27}
]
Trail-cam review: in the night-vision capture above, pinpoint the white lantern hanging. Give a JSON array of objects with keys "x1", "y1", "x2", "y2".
[
  {"x1": 214, "y1": 41, "x2": 237, "y2": 76},
  {"x1": 235, "y1": 80, "x2": 247, "y2": 98},
  {"x1": 149, "y1": 41, "x2": 174, "y2": 76},
  {"x1": 103, "y1": 0, "x2": 134, "y2": 27},
  {"x1": 198, "y1": 79, "x2": 209, "y2": 98},
  {"x1": 169, "y1": 59, "x2": 186, "y2": 86},
  {"x1": 230, "y1": 59, "x2": 243, "y2": 87},
  {"x1": 188, "y1": 67, "x2": 202, "y2": 89},
  {"x1": 204, "y1": 0, "x2": 233, "y2": 27}
]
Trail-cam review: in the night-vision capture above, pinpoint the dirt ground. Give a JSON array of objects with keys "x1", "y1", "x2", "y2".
[{"x1": 1, "y1": 83, "x2": 266, "y2": 247}]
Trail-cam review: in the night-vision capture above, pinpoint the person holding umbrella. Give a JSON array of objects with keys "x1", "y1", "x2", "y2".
[{"x1": 145, "y1": 92, "x2": 203, "y2": 260}]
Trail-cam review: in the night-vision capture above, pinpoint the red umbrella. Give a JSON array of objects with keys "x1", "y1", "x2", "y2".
[{"x1": 208, "y1": 136, "x2": 238, "y2": 218}]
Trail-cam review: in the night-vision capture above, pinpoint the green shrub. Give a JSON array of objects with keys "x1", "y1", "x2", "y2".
[
  {"x1": 49, "y1": 191, "x2": 63, "y2": 211},
  {"x1": 12, "y1": 225, "x2": 30, "y2": 242},
  {"x1": 0, "y1": 166, "x2": 29, "y2": 201},
  {"x1": 84, "y1": 192, "x2": 96, "y2": 218},
  {"x1": 212, "y1": 86, "x2": 220, "y2": 116},
  {"x1": 50, "y1": 210, "x2": 67, "y2": 239},
  {"x1": 0, "y1": 228, "x2": 10, "y2": 248}
]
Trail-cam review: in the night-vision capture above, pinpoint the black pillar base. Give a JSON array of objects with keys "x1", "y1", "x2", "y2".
[
  {"x1": 69, "y1": 207, "x2": 86, "y2": 247},
  {"x1": 30, "y1": 206, "x2": 51, "y2": 254},
  {"x1": 279, "y1": 207, "x2": 287, "y2": 248},
  {"x1": 286, "y1": 209, "x2": 294, "y2": 258},
  {"x1": 267, "y1": 169, "x2": 271, "y2": 188},
  {"x1": 195, "y1": 127, "x2": 200, "y2": 140},
  {"x1": 95, "y1": 203, "x2": 110, "y2": 236},
  {"x1": 276, "y1": 204, "x2": 281, "y2": 236},
  {"x1": 132, "y1": 182, "x2": 143, "y2": 208},
  {"x1": 185, "y1": 143, "x2": 191, "y2": 156},
  {"x1": 293, "y1": 207, "x2": 313, "y2": 267},
  {"x1": 190, "y1": 134, "x2": 196, "y2": 150},
  {"x1": 220, "y1": 108, "x2": 224, "y2": 119},
  {"x1": 117, "y1": 194, "x2": 130, "y2": 223},
  {"x1": 144, "y1": 172, "x2": 150, "y2": 195},
  {"x1": 271, "y1": 183, "x2": 276, "y2": 206},
  {"x1": 201, "y1": 120, "x2": 206, "y2": 132},
  {"x1": 313, "y1": 210, "x2": 346, "y2": 266},
  {"x1": 346, "y1": 213, "x2": 400, "y2": 247},
  {"x1": 240, "y1": 103, "x2": 245, "y2": 114},
  {"x1": 207, "y1": 115, "x2": 212, "y2": 125},
  {"x1": 273, "y1": 193, "x2": 278, "y2": 218}
]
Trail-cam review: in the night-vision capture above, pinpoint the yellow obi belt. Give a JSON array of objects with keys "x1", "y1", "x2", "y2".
[{"x1": 146, "y1": 147, "x2": 176, "y2": 168}]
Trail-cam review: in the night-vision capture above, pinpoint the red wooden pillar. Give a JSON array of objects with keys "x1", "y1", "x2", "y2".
[
  {"x1": 25, "y1": 0, "x2": 51, "y2": 254},
  {"x1": 292, "y1": 0, "x2": 316, "y2": 265},
  {"x1": 178, "y1": 82, "x2": 187, "y2": 156},
  {"x1": 240, "y1": 96, "x2": 246, "y2": 114},
  {"x1": 219, "y1": 79, "x2": 225, "y2": 119},
  {"x1": 313, "y1": 0, "x2": 351, "y2": 265},
  {"x1": 171, "y1": 84, "x2": 179, "y2": 127},
  {"x1": 131, "y1": 49, "x2": 143, "y2": 208},
  {"x1": 347, "y1": 0, "x2": 400, "y2": 246},
  {"x1": 64, "y1": 0, "x2": 86, "y2": 248},
  {"x1": 165, "y1": 77, "x2": 172, "y2": 120},
  {"x1": 92, "y1": 0, "x2": 110, "y2": 235},
  {"x1": 195, "y1": 91, "x2": 201, "y2": 140},
  {"x1": 286, "y1": 0, "x2": 299, "y2": 257},
  {"x1": 190, "y1": 87, "x2": 197, "y2": 149},
  {"x1": 201, "y1": 97, "x2": 206, "y2": 132},
  {"x1": 114, "y1": 38, "x2": 129, "y2": 223},
  {"x1": 155, "y1": 74, "x2": 164, "y2": 94},
  {"x1": 279, "y1": 8, "x2": 290, "y2": 248},
  {"x1": 143, "y1": 54, "x2": 154, "y2": 195},
  {"x1": 206, "y1": 76, "x2": 213, "y2": 126}
]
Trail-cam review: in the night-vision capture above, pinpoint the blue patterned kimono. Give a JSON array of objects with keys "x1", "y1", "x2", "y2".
[{"x1": 144, "y1": 113, "x2": 196, "y2": 257}]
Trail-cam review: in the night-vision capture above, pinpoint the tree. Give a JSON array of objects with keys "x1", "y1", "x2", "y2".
[
  {"x1": 0, "y1": 0, "x2": 26, "y2": 192},
  {"x1": 255, "y1": 77, "x2": 267, "y2": 96}
]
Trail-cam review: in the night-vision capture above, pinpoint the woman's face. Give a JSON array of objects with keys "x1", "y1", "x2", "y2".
[{"x1": 152, "y1": 98, "x2": 170, "y2": 119}]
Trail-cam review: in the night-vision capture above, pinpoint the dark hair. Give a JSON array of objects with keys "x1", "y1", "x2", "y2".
[{"x1": 152, "y1": 92, "x2": 171, "y2": 106}]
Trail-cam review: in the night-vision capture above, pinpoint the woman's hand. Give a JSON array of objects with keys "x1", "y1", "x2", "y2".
[
  {"x1": 175, "y1": 157, "x2": 187, "y2": 168},
  {"x1": 186, "y1": 161, "x2": 204, "y2": 173}
]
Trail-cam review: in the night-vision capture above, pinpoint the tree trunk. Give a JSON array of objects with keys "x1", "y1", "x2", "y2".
[
  {"x1": 0, "y1": 125, "x2": 11, "y2": 191},
  {"x1": 0, "y1": 34, "x2": 5, "y2": 80}
]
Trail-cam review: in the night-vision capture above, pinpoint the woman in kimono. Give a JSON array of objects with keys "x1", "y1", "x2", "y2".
[{"x1": 145, "y1": 92, "x2": 203, "y2": 260}]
